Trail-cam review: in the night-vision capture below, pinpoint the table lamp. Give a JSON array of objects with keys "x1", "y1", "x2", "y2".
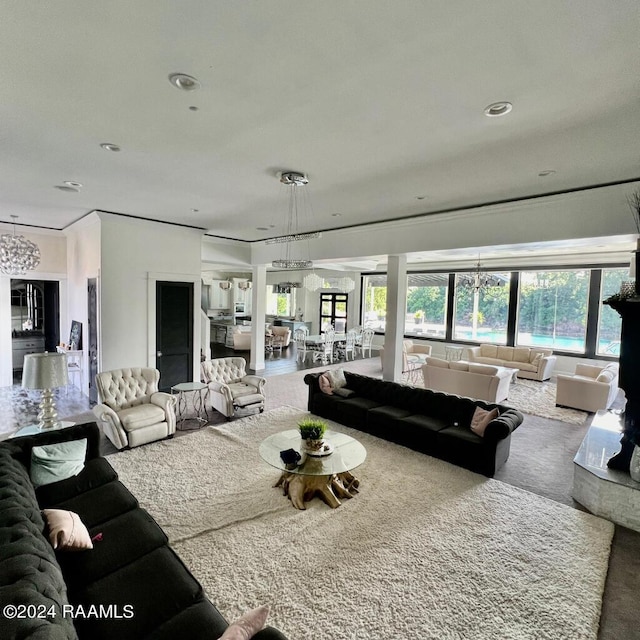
[{"x1": 22, "y1": 352, "x2": 69, "y2": 430}]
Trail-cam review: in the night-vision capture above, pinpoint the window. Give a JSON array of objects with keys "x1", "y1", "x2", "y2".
[
  {"x1": 266, "y1": 285, "x2": 296, "y2": 317},
  {"x1": 516, "y1": 270, "x2": 590, "y2": 352},
  {"x1": 319, "y1": 292, "x2": 348, "y2": 332},
  {"x1": 362, "y1": 275, "x2": 387, "y2": 331},
  {"x1": 596, "y1": 268, "x2": 629, "y2": 356},
  {"x1": 406, "y1": 274, "x2": 448, "y2": 338},
  {"x1": 453, "y1": 273, "x2": 510, "y2": 343}
]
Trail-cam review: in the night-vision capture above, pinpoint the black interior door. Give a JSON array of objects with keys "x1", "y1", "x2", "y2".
[
  {"x1": 43, "y1": 281, "x2": 60, "y2": 352},
  {"x1": 156, "y1": 281, "x2": 193, "y2": 391},
  {"x1": 319, "y1": 292, "x2": 348, "y2": 333},
  {"x1": 87, "y1": 278, "x2": 98, "y2": 404}
]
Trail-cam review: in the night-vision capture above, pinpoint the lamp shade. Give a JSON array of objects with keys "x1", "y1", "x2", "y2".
[{"x1": 22, "y1": 353, "x2": 69, "y2": 390}]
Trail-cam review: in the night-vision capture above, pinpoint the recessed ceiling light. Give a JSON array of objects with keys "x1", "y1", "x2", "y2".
[
  {"x1": 100, "y1": 143, "x2": 121, "y2": 152},
  {"x1": 64, "y1": 181, "x2": 83, "y2": 188},
  {"x1": 538, "y1": 170, "x2": 556, "y2": 177},
  {"x1": 484, "y1": 101, "x2": 513, "y2": 117},
  {"x1": 256, "y1": 226, "x2": 270, "y2": 231},
  {"x1": 415, "y1": 195, "x2": 427, "y2": 200},
  {"x1": 331, "y1": 213, "x2": 342, "y2": 217},
  {"x1": 54, "y1": 185, "x2": 79, "y2": 193},
  {"x1": 191, "y1": 208, "x2": 199, "y2": 212},
  {"x1": 189, "y1": 106, "x2": 199, "y2": 111},
  {"x1": 168, "y1": 73, "x2": 201, "y2": 91}
]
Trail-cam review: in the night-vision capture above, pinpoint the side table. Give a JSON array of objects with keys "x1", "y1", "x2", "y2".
[
  {"x1": 171, "y1": 382, "x2": 209, "y2": 431},
  {"x1": 11, "y1": 421, "x2": 75, "y2": 438}
]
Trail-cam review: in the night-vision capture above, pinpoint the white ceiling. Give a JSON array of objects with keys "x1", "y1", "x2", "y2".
[{"x1": 1, "y1": 1, "x2": 639, "y2": 257}]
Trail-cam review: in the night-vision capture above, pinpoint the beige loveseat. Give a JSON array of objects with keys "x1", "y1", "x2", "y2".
[
  {"x1": 467, "y1": 344, "x2": 556, "y2": 381},
  {"x1": 556, "y1": 363, "x2": 619, "y2": 412},
  {"x1": 422, "y1": 356, "x2": 514, "y2": 403}
]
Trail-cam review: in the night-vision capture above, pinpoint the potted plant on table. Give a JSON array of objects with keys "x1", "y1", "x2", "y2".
[{"x1": 299, "y1": 418, "x2": 328, "y2": 453}]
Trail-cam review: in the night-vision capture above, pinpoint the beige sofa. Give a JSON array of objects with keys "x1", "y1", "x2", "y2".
[
  {"x1": 422, "y1": 356, "x2": 514, "y2": 403},
  {"x1": 556, "y1": 363, "x2": 619, "y2": 412},
  {"x1": 467, "y1": 344, "x2": 556, "y2": 381}
]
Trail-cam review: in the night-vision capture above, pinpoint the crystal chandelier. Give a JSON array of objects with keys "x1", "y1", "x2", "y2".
[
  {"x1": 0, "y1": 215, "x2": 41, "y2": 276},
  {"x1": 458, "y1": 257, "x2": 502, "y2": 291},
  {"x1": 303, "y1": 272, "x2": 324, "y2": 291},
  {"x1": 271, "y1": 171, "x2": 318, "y2": 270}
]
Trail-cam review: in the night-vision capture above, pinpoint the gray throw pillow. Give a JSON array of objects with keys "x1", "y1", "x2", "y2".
[
  {"x1": 333, "y1": 387, "x2": 355, "y2": 398},
  {"x1": 30, "y1": 439, "x2": 87, "y2": 488}
]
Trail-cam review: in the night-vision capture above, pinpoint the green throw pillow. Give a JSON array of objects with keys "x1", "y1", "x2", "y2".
[{"x1": 30, "y1": 439, "x2": 87, "y2": 488}]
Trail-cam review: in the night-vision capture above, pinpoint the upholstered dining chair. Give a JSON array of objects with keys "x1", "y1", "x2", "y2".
[
  {"x1": 311, "y1": 328, "x2": 336, "y2": 364},
  {"x1": 92, "y1": 367, "x2": 177, "y2": 450},
  {"x1": 342, "y1": 329, "x2": 357, "y2": 361}
]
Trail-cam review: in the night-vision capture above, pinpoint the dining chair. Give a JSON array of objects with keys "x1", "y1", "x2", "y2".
[
  {"x1": 312, "y1": 328, "x2": 336, "y2": 364},
  {"x1": 355, "y1": 328, "x2": 375, "y2": 358},
  {"x1": 294, "y1": 329, "x2": 309, "y2": 363},
  {"x1": 343, "y1": 329, "x2": 357, "y2": 361}
]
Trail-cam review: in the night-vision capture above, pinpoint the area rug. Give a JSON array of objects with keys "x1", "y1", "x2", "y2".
[
  {"x1": 109, "y1": 406, "x2": 613, "y2": 640},
  {"x1": 504, "y1": 379, "x2": 588, "y2": 425}
]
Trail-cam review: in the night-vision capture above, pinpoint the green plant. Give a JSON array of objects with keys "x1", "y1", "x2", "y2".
[{"x1": 298, "y1": 418, "x2": 327, "y2": 441}]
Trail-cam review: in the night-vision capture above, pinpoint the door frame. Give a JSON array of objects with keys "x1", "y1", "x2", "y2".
[{"x1": 147, "y1": 272, "x2": 201, "y2": 383}]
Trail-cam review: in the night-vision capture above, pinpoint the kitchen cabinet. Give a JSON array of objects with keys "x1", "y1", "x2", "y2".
[
  {"x1": 12, "y1": 336, "x2": 45, "y2": 370},
  {"x1": 208, "y1": 281, "x2": 231, "y2": 309}
]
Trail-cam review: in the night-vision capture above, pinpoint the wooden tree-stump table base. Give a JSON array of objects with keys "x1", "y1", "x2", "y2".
[{"x1": 274, "y1": 471, "x2": 360, "y2": 510}]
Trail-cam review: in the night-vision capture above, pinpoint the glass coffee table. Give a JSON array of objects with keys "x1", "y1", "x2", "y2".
[{"x1": 259, "y1": 429, "x2": 367, "y2": 510}]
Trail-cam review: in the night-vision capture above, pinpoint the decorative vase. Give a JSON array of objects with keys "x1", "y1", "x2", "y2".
[
  {"x1": 630, "y1": 445, "x2": 640, "y2": 483},
  {"x1": 302, "y1": 438, "x2": 325, "y2": 453}
]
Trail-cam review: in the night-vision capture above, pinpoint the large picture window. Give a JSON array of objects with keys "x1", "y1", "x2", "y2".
[
  {"x1": 596, "y1": 268, "x2": 629, "y2": 356},
  {"x1": 406, "y1": 274, "x2": 448, "y2": 338},
  {"x1": 516, "y1": 270, "x2": 590, "y2": 352},
  {"x1": 362, "y1": 275, "x2": 387, "y2": 331},
  {"x1": 453, "y1": 274, "x2": 510, "y2": 344},
  {"x1": 266, "y1": 285, "x2": 296, "y2": 317}
]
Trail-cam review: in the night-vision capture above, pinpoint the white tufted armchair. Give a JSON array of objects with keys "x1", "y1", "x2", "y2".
[
  {"x1": 92, "y1": 368, "x2": 177, "y2": 449},
  {"x1": 200, "y1": 357, "x2": 266, "y2": 419}
]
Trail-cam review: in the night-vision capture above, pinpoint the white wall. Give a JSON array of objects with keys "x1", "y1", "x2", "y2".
[
  {"x1": 64, "y1": 213, "x2": 101, "y2": 394},
  {"x1": 98, "y1": 213, "x2": 204, "y2": 378}
]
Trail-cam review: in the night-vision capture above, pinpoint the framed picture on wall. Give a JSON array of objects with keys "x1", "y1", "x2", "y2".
[{"x1": 69, "y1": 320, "x2": 82, "y2": 351}]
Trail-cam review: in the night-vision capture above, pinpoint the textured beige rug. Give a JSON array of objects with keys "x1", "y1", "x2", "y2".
[{"x1": 110, "y1": 406, "x2": 612, "y2": 640}]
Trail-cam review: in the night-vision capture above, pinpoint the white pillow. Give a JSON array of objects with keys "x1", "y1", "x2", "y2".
[{"x1": 327, "y1": 368, "x2": 347, "y2": 389}]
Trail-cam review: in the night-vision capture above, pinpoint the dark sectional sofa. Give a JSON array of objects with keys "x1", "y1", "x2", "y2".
[
  {"x1": 304, "y1": 371, "x2": 524, "y2": 477},
  {"x1": 0, "y1": 422, "x2": 288, "y2": 640}
]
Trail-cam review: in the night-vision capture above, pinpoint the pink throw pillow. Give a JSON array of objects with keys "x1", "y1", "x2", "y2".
[
  {"x1": 43, "y1": 509, "x2": 93, "y2": 551},
  {"x1": 319, "y1": 374, "x2": 333, "y2": 395},
  {"x1": 470, "y1": 407, "x2": 499, "y2": 437},
  {"x1": 217, "y1": 606, "x2": 269, "y2": 640}
]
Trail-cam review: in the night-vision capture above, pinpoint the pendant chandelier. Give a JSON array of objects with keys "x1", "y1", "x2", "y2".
[
  {"x1": 458, "y1": 257, "x2": 502, "y2": 292},
  {"x1": 0, "y1": 215, "x2": 41, "y2": 276},
  {"x1": 270, "y1": 171, "x2": 318, "y2": 270}
]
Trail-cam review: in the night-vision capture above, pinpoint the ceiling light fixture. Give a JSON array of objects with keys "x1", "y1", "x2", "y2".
[
  {"x1": 538, "y1": 170, "x2": 556, "y2": 177},
  {"x1": 483, "y1": 101, "x2": 513, "y2": 117},
  {"x1": 303, "y1": 272, "x2": 324, "y2": 292},
  {"x1": 237, "y1": 280, "x2": 252, "y2": 291},
  {"x1": 64, "y1": 181, "x2": 83, "y2": 188},
  {"x1": 271, "y1": 171, "x2": 318, "y2": 270},
  {"x1": 54, "y1": 185, "x2": 79, "y2": 193},
  {"x1": 168, "y1": 73, "x2": 201, "y2": 91},
  {"x1": 458, "y1": 256, "x2": 504, "y2": 292},
  {"x1": 100, "y1": 143, "x2": 121, "y2": 152},
  {"x1": 0, "y1": 215, "x2": 41, "y2": 275}
]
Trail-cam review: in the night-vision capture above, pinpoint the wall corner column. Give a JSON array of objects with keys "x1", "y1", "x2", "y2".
[
  {"x1": 383, "y1": 255, "x2": 407, "y2": 382},
  {"x1": 250, "y1": 265, "x2": 267, "y2": 371}
]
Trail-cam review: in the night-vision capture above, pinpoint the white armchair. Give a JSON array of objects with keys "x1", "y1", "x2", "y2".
[
  {"x1": 200, "y1": 357, "x2": 266, "y2": 419},
  {"x1": 92, "y1": 367, "x2": 177, "y2": 450},
  {"x1": 556, "y1": 363, "x2": 619, "y2": 413}
]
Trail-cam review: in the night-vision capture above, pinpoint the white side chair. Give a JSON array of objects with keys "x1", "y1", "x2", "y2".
[
  {"x1": 312, "y1": 328, "x2": 336, "y2": 364},
  {"x1": 343, "y1": 329, "x2": 357, "y2": 361},
  {"x1": 93, "y1": 367, "x2": 177, "y2": 449},
  {"x1": 56, "y1": 346, "x2": 83, "y2": 393},
  {"x1": 294, "y1": 328, "x2": 309, "y2": 363},
  {"x1": 355, "y1": 328, "x2": 375, "y2": 358}
]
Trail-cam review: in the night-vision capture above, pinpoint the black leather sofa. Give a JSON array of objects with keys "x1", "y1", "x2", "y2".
[
  {"x1": 304, "y1": 371, "x2": 524, "y2": 477},
  {"x1": 0, "y1": 423, "x2": 288, "y2": 640}
]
